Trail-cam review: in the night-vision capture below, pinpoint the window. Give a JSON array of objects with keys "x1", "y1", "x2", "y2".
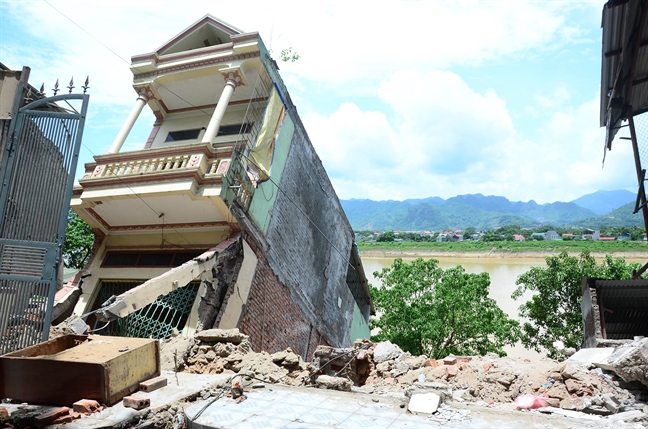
[
  {"x1": 102, "y1": 250, "x2": 205, "y2": 267},
  {"x1": 165, "y1": 129, "x2": 201, "y2": 142},
  {"x1": 217, "y1": 123, "x2": 252, "y2": 136}
]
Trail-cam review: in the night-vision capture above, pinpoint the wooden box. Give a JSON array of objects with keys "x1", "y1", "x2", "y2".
[{"x1": 0, "y1": 335, "x2": 159, "y2": 406}]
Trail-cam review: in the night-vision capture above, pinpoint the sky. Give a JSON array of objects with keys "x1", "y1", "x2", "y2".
[{"x1": 0, "y1": 0, "x2": 639, "y2": 204}]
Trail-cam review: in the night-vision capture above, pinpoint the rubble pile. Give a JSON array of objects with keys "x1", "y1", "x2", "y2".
[
  {"x1": 161, "y1": 328, "x2": 312, "y2": 386},
  {"x1": 163, "y1": 331, "x2": 648, "y2": 420},
  {"x1": 308, "y1": 338, "x2": 648, "y2": 420}
]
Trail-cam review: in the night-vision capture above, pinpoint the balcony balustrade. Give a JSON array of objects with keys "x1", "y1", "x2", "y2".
[{"x1": 78, "y1": 143, "x2": 232, "y2": 187}]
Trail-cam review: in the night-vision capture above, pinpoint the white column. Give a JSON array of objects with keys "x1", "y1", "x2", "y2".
[
  {"x1": 202, "y1": 77, "x2": 237, "y2": 144},
  {"x1": 107, "y1": 93, "x2": 149, "y2": 154}
]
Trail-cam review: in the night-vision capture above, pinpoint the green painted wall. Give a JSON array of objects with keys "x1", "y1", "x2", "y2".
[
  {"x1": 248, "y1": 114, "x2": 295, "y2": 233},
  {"x1": 350, "y1": 301, "x2": 371, "y2": 343}
]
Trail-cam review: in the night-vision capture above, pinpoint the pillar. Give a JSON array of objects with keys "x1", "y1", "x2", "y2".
[
  {"x1": 201, "y1": 76, "x2": 238, "y2": 144},
  {"x1": 107, "y1": 92, "x2": 148, "y2": 154}
]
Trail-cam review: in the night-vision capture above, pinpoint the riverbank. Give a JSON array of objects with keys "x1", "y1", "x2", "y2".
[
  {"x1": 358, "y1": 241, "x2": 648, "y2": 260},
  {"x1": 360, "y1": 249, "x2": 648, "y2": 259}
]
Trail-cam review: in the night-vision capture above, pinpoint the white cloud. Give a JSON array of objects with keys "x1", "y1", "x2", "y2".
[{"x1": 3, "y1": 0, "x2": 624, "y2": 204}]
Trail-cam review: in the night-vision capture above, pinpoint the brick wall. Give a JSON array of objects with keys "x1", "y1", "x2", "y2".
[{"x1": 238, "y1": 237, "x2": 329, "y2": 360}]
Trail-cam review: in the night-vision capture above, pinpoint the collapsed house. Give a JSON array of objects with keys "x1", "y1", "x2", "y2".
[{"x1": 58, "y1": 15, "x2": 373, "y2": 358}]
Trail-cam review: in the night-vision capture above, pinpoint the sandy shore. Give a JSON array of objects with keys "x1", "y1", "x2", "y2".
[{"x1": 359, "y1": 249, "x2": 648, "y2": 260}]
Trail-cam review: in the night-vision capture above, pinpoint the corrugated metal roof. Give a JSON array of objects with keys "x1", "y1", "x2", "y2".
[
  {"x1": 594, "y1": 279, "x2": 648, "y2": 339},
  {"x1": 600, "y1": 0, "x2": 648, "y2": 148}
]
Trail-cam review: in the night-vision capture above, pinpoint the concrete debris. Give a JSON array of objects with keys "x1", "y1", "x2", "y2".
[
  {"x1": 408, "y1": 392, "x2": 441, "y2": 414},
  {"x1": 3, "y1": 332, "x2": 648, "y2": 429},
  {"x1": 315, "y1": 375, "x2": 353, "y2": 392},
  {"x1": 597, "y1": 338, "x2": 648, "y2": 388},
  {"x1": 373, "y1": 340, "x2": 403, "y2": 362},
  {"x1": 48, "y1": 314, "x2": 89, "y2": 339},
  {"x1": 193, "y1": 327, "x2": 248, "y2": 344}
]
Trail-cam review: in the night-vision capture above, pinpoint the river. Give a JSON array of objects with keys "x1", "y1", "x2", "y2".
[{"x1": 361, "y1": 255, "x2": 644, "y2": 359}]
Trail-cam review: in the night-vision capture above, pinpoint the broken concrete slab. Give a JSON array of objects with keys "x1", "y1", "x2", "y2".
[
  {"x1": 604, "y1": 409, "x2": 648, "y2": 422},
  {"x1": 373, "y1": 341, "x2": 402, "y2": 362},
  {"x1": 194, "y1": 328, "x2": 248, "y2": 344},
  {"x1": 566, "y1": 347, "x2": 615, "y2": 367},
  {"x1": 407, "y1": 392, "x2": 441, "y2": 414},
  {"x1": 598, "y1": 338, "x2": 648, "y2": 387}
]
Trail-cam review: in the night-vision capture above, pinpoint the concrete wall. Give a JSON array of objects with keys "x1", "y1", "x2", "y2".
[
  {"x1": 581, "y1": 277, "x2": 603, "y2": 348},
  {"x1": 350, "y1": 301, "x2": 371, "y2": 343}
]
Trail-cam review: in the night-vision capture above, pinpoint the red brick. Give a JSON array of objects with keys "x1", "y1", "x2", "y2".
[
  {"x1": 443, "y1": 356, "x2": 457, "y2": 365},
  {"x1": 424, "y1": 359, "x2": 438, "y2": 368},
  {"x1": 446, "y1": 365, "x2": 458, "y2": 378},
  {"x1": 51, "y1": 415, "x2": 73, "y2": 425},
  {"x1": 483, "y1": 363, "x2": 493, "y2": 372},
  {"x1": 73, "y1": 399, "x2": 100, "y2": 414},
  {"x1": 35, "y1": 407, "x2": 70, "y2": 428},
  {"x1": 123, "y1": 396, "x2": 150, "y2": 410},
  {"x1": 139, "y1": 376, "x2": 167, "y2": 392}
]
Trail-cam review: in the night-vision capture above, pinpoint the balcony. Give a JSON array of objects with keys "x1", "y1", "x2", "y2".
[
  {"x1": 72, "y1": 143, "x2": 248, "y2": 235},
  {"x1": 78, "y1": 142, "x2": 232, "y2": 188}
]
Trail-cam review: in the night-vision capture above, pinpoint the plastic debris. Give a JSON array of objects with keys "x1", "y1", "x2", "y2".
[{"x1": 514, "y1": 394, "x2": 548, "y2": 409}]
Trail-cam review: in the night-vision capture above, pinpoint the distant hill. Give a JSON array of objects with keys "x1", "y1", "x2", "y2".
[
  {"x1": 577, "y1": 202, "x2": 644, "y2": 228},
  {"x1": 571, "y1": 190, "x2": 636, "y2": 215},
  {"x1": 341, "y1": 191, "x2": 638, "y2": 231}
]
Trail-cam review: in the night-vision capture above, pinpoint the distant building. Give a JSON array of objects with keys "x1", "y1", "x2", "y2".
[
  {"x1": 513, "y1": 235, "x2": 525, "y2": 242},
  {"x1": 530, "y1": 232, "x2": 545, "y2": 240},
  {"x1": 545, "y1": 230, "x2": 561, "y2": 241}
]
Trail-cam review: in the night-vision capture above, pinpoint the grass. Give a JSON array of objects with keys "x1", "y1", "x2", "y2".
[{"x1": 357, "y1": 240, "x2": 648, "y2": 254}]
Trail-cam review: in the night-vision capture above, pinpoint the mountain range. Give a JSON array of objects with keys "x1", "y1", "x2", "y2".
[{"x1": 341, "y1": 190, "x2": 641, "y2": 231}]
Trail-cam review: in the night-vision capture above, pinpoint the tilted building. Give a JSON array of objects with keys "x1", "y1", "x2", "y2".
[{"x1": 63, "y1": 15, "x2": 373, "y2": 358}]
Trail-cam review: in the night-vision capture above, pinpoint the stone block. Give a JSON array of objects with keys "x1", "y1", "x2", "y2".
[{"x1": 408, "y1": 393, "x2": 441, "y2": 414}]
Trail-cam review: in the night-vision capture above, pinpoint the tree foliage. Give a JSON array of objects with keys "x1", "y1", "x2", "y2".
[
  {"x1": 370, "y1": 258, "x2": 521, "y2": 358},
  {"x1": 512, "y1": 251, "x2": 640, "y2": 359},
  {"x1": 63, "y1": 211, "x2": 94, "y2": 269},
  {"x1": 376, "y1": 231, "x2": 395, "y2": 242}
]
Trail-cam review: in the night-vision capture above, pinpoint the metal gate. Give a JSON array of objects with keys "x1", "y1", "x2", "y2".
[{"x1": 0, "y1": 92, "x2": 89, "y2": 355}]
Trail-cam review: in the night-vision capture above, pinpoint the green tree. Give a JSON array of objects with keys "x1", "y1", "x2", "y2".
[
  {"x1": 370, "y1": 258, "x2": 520, "y2": 358},
  {"x1": 63, "y1": 211, "x2": 94, "y2": 269},
  {"x1": 376, "y1": 231, "x2": 395, "y2": 242},
  {"x1": 512, "y1": 251, "x2": 640, "y2": 359}
]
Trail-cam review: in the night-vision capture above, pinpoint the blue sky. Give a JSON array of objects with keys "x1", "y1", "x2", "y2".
[{"x1": 0, "y1": 0, "x2": 637, "y2": 204}]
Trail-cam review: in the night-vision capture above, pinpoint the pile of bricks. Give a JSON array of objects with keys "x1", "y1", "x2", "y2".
[{"x1": 32, "y1": 399, "x2": 103, "y2": 428}]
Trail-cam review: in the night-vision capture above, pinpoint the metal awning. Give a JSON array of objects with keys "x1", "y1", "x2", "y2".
[{"x1": 600, "y1": 0, "x2": 648, "y2": 149}]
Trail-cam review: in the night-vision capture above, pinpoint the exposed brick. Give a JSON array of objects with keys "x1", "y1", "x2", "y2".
[
  {"x1": 443, "y1": 357, "x2": 457, "y2": 365},
  {"x1": 424, "y1": 359, "x2": 438, "y2": 368},
  {"x1": 123, "y1": 396, "x2": 150, "y2": 410},
  {"x1": 35, "y1": 407, "x2": 70, "y2": 428},
  {"x1": 139, "y1": 376, "x2": 167, "y2": 393},
  {"x1": 72, "y1": 399, "x2": 100, "y2": 414},
  {"x1": 447, "y1": 365, "x2": 458, "y2": 378}
]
